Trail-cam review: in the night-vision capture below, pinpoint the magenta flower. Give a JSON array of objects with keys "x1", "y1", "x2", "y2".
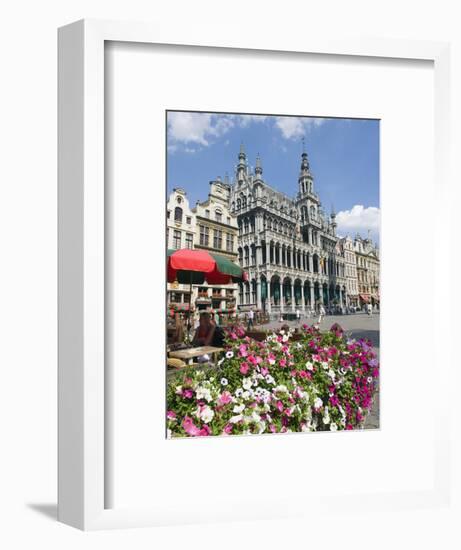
[
  {"x1": 222, "y1": 423, "x2": 233, "y2": 435},
  {"x1": 166, "y1": 410, "x2": 176, "y2": 420},
  {"x1": 183, "y1": 389, "x2": 194, "y2": 399},
  {"x1": 240, "y1": 362, "x2": 250, "y2": 375},
  {"x1": 279, "y1": 358, "x2": 287, "y2": 367},
  {"x1": 276, "y1": 400, "x2": 284, "y2": 412},
  {"x1": 198, "y1": 425, "x2": 211, "y2": 436},
  {"x1": 239, "y1": 344, "x2": 248, "y2": 357},
  {"x1": 182, "y1": 416, "x2": 202, "y2": 436}
]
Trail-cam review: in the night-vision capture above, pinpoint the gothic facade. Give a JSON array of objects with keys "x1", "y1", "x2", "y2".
[{"x1": 228, "y1": 145, "x2": 347, "y2": 313}]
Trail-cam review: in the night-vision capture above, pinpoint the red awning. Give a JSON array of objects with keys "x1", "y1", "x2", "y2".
[{"x1": 359, "y1": 294, "x2": 370, "y2": 302}]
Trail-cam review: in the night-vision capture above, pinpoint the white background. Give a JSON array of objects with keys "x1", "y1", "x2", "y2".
[{"x1": 1, "y1": 1, "x2": 460, "y2": 549}]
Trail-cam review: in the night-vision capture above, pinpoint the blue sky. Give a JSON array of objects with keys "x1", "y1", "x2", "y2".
[{"x1": 167, "y1": 111, "x2": 380, "y2": 243}]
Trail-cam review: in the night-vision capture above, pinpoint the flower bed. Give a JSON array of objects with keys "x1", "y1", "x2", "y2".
[{"x1": 166, "y1": 323, "x2": 379, "y2": 437}]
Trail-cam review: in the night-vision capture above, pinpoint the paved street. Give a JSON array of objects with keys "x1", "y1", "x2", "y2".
[{"x1": 256, "y1": 312, "x2": 380, "y2": 429}]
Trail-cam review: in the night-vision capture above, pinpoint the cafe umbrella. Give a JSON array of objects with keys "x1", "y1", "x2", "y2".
[{"x1": 167, "y1": 248, "x2": 247, "y2": 332}]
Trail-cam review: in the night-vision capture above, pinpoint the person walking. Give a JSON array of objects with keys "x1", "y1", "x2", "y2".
[
  {"x1": 296, "y1": 308, "x2": 300, "y2": 324},
  {"x1": 318, "y1": 303, "x2": 325, "y2": 324},
  {"x1": 247, "y1": 308, "x2": 254, "y2": 330}
]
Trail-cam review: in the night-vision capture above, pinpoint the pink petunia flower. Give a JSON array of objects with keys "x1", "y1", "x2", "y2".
[
  {"x1": 218, "y1": 391, "x2": 233, "y2": 405},
  {"x1": 240, "y1": 362, "x2": 250, "y2": 374},
  {"x1": 182, "y1": 416, "x2": 202, "y2": 436},
  {"x1": 166, "y1": 410, "x2": 176, "y2": 420}
]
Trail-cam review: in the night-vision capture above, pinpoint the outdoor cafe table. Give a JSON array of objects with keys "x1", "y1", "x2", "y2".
[{"x1": 168, "y1": 346, "x2": 224, "y2": 366}]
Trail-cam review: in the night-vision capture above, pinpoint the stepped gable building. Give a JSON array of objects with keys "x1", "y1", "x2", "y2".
[
  {"x1": 354, "y1": 233, "x2": 380, "y2": 308},
  {"x1": 191, "y1": 179, "x2": 239, "y2": 312},
  {"x1": 166, "y1": 188, "x2": 196, "y2": 309},
  {"x1": 339, "y1": 235, "x2": 359, "y2": 308},
  {"x1": 228, "y1": 144, "x2": 347, "y2": 313}
]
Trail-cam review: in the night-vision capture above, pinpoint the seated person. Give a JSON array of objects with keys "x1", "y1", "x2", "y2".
[
  {"x1": 192, "y1": 312, "x2": 216, "y2": 347},
  {"x1": 171, "y1": 312, "x2": 184, "y2": 344}
]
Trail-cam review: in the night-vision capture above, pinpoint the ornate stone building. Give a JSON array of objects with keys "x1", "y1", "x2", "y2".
[
  {"x1": 191, "y1": 179, "x2": 239, "y2": 312},
  {"x1": 166, "y1": 188, "x2": 196, "y2": 308},
  {"x1": 339, "y1": 235, "x2": 359, "y2": 307},
  {"x1": 228, "y1": 145, "x2": 347, "y2": 314},
  {"x1": 354, "y1": 234, "x2": 380, "y2": 307}
]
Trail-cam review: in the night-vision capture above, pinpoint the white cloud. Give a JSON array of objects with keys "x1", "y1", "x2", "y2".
[
  {"x1": 167, "y1": 112, "x2": 271, "y2": 150},
  {"x1": 274, "y1": 116, "x2": 326, "y2": 140},
  {"x1": 336, "y1": 205, "x2": 380, "y2": 235},
  {"x1": 168, "y1": 112, "x2": 216, "y2": 145},
  {"x1": 238, "y1": 114, "x2": 268, "y2": 127}
]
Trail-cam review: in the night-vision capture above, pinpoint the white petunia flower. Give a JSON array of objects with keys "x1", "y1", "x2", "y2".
[
  {"x1": 175, "y1": 386, "x2": 183, "y2": 395},
  {"x1": 220, "y1": 377, "x2": 228, "y2": 386},
  {"x1": 235, "y1": 388, "x2": 243, "y2": 397},
  {"x1": 242, "y1": 378, "x2": 253, "y2": 390},
  {"x1": 229, "y1": 414, "x2": 243, "y2": 424},
  {"x1": 225, "y1": 351, "x2": 234, "y2": 359},
  {"x1": 195, "y1": 386, "x2": 212, "y2": 402},
  {"x1": 233, "y1": 404, "x2": 245, "y2": 413},
  {"x1": 274, "y1": 384, "x2": 288, "y2": 394},
  {"x1": 265, "y1": 374, "x2": 275, "y2": 385},
  {"x1": 200, "y1": 405, "x2": 215, "y2": 423},
  {"x1": 330, "y1": 423, "x2": 338, "y2": 431},
  {"x1": 305, "y1": 361, "x2": 314, "y2": 371},
  {"x1": 322, "y1": 362, "x2": 329, "y2": 370},
  {"x1": 367, "y1": 376, "x2": 373, "y2": 383},
  {"x1": 314, "y1": 397, "x2": 323, "y2": 409}
]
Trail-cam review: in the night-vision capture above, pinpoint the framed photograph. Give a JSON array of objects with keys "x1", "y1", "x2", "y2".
[{"x1": 58, "y1": 19, "x2": 453, "y2": 531}]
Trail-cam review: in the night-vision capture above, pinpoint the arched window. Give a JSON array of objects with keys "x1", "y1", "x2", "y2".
[
  {"x1": 310, "y1": 205, "x2": 316, "y2": 219},
  {"x1": 174, "y1": 207, "x2": 183, "y2": 222},
  {"x1": 242, "y1": 196, "x2": 247, "y2": 208}
]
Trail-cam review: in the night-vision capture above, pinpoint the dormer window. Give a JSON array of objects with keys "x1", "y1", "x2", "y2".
[
  {"x1": 174, "y1": 206, "x2": 183, "y2": 222},
  {"x1": 215, "y1": 209, "x2": 222, "y2": 222}
]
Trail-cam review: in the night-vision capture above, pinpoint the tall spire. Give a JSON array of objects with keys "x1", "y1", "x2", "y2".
[
  {"x1": 298, "y1": 141, "x2": 313, "y2": 195},
  {"x1": 239, "y1": 142, "x2": 246, "y2": 161},
  {"x1": 255, "y1": 153, "x2": 263, "y2": 178},
  {"x1": 237, "y1": 142, "x2": 246, "y2": 184}
]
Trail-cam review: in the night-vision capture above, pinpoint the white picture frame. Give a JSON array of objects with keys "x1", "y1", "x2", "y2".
[{"x1": 58, "y1": 19, "x2": 453, "y2": 531}]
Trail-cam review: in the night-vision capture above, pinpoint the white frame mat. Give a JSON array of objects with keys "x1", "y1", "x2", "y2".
[{"x1": 58, "y1": 19, "x2": 452, "y2": 530}]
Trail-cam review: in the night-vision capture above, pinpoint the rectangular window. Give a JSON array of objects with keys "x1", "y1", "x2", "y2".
[
  {"x1": 199, "y1": 225, "x2": 209, "y2": 246},
  {"x1": 173, "y1": 230, "x2": 181, "y2": 249},
  {"x1": 213, "y1": 229, "x2": 222, "y2": 249},
  {"x1": 167, "y1": 210, "x2": 171, "y2": 219},
  {"x1": 226, "y1": 233, "x2": 233, "y2": 252},
  {"x1": 186, "y1": 216, "x2": 192, "y2": 224},
  {"x1": 226, "y1": 216, "x2": 231, "y2": 224},
  {"x1": 185, "y1": 232, "x2": 193, "y2": 249},
  {"x1": 205, "y1": 209, "x2": 210, "y2": 218},
  {"x1": 215, "y1": 210, "x2": 222, "y2": 223}
]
